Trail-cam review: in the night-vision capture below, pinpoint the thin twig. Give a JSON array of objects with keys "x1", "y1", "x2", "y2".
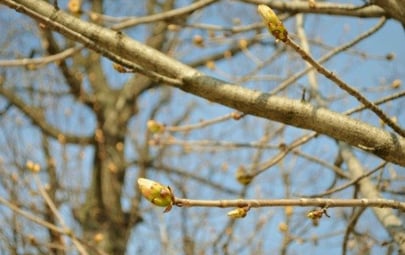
[
  {"x1": 34, "y1": 175, "x2": 89, "y2": 255},
  {"x1": 0, "y1": 195, "x2": 66, "y2": 235},
  {"x1": 271, "y1": 17, "x2": 386, "y2": 94},
  {"x1": 252, "y1": 132, "x2": 317, "y2": 176},
  {"x1": 111, "y1": 0, "x2": 218, "y2": 30},
  {"x1": 0, "y1": 46, "x2": 83, "y2": 67},
  {"x1": 4, "y1": 0, "x2": 182, "y2": 87},
  {"x1": 302, "y1": 162, "x2": 387, "y2": 198},
  {"x1": 242, "y1": 0, "x2": 386, "y2": 18},
  {"x1": 285, "y1": 36, "x2": 404, "y2": 137},
  {"x1": 345, "y1": 90, "x2": 405, "y2": 115},
  {"x1": 342, "y1": 207, "x2": 366, "y2": 255},
  {"x1": 174, "y1": 197, "x2": 405, "y2": 211},
  {"x1": 165, "y1": 112, "x2": 244, "y2": 132},
  {"x1": 152, "y1": 138, "x2": 279, "y2": 150},
  {"x1": 257, "y1": 6, "x2": 403, "y2": 135}
]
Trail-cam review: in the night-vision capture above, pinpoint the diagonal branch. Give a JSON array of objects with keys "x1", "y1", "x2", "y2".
[
  {"x1": 1, "y1": 0, "x2": 405, "y2": 166},
  {"x1": 271, "y1": 9, "x2": 387, "y2": 95},
  {"x1": 283, "y1": 35, "x2": 405, "y2": 137},
  {"x1": 257, "y1": 5, "x2": 404, "y2": 137}
]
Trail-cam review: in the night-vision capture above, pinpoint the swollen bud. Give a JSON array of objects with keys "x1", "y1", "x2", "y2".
[
  {"x1": 307, "y1": 208, "x2": 330, "y2": 226},
  {"x1": 137, "y1": 178, "x2": 174, "y2": 212},
  {"x1": 113, "y1": 63, "x2": 128, "y2": 73},
  {"x1": 147, "y1": 120, "x2": 165, "y2": 133},
  {"x1": 227, "y1": 206, "x2": 250, "y2": 219},
  {"x1": 257, "y1": 5, "x2": 288, "y2": 42},
  {"x1": 235, "y1": 166, "x2": 253, "y2": 185}
]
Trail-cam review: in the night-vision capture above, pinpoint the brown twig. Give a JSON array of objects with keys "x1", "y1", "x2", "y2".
[
  {"x1": 251, "y1": 132, "x2": 316, "y2": 176},
  {"x1": 111, "y1": 0, "x2": 218, "y2": 30},
  {"x1": 0, "y1": 46, "x2": 83, "y2": 68},
  {"x1": 342, "y1": 207, "x2": 366, "y2": 255},
  {"x1": 243, "y1": 0, "x2": 386, "y2": 18},
  {"x1": 174, "y1": 197, "x2": 405, "y2": 211},
  {"x1": 165, "y1": 112, "x2": 245, "y2": 132},
  {"x1": 0, "y1": 195, "x2": 66, "y2": 235},
  {"x1": 34, "y1": 175, "x2": 89, "y2": 255},
  {"x1": 283, "y1": 36, "x2": 405, "y2": 137},
  {"x1": 258, "y1": 5, "x2": 404, "y2": 137},
  {"x1": 302, "y1": 161, "x2": 387, "y2": 198},
  {"x1": 345, "y1": 90, "x2": 405, "y2": 115}
]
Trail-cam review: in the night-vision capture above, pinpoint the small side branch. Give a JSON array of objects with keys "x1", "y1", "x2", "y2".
[{"x1": 257, "y1": 4, "x2": 404, "y2": 137}]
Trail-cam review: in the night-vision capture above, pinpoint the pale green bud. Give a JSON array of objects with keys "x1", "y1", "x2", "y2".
[
  {"x1": 227, "y1": 206, "x2": 250, "y2": 219},
  {"x1": 137, "y1": 178, "x2": 174, "y2": 212}
]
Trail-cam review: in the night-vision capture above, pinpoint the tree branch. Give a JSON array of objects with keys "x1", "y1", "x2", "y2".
[
  {"x1": 0, "y1": 46, "x2": 83, "y2": 68},
  {"x1": 111, "y1": 0, "x2": 218, "y2": 30},
  {"x1": 241, "y1": 0, "x2": 387, "y2": 19},
  {"x1": 2, "y1": 0, "x2": 405, "y2": 166},
  {"x1": 173, "y1": 197, "x2": 405, "y2": 211}
]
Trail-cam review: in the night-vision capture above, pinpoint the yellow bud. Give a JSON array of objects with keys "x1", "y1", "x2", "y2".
[
  {"x1": 391, "y1": 79, "x2": 401, "y2": 89},
  {"x1": 26, "y1": 160, "x2": 34, "y2": 170},
  {"x1": 113, "y1": 63, "x2": 128, "y2": 73},
  {"x1": 68, "y1": 0, "x2": 82, "y2": 14},
  {"x1": 227, "y1": 206, "x2": 250, "y2": 219},
  {"x1": 147, "y1": 120, "x2": 165, "y2": 133},
  {"x1": 307, "y1": 210, "x2": 322, "y2": 219},
  {"x1": 93, "y1": 233, "x2": 104, "y2": 243},
  {"x1": 90, "y1": 13, "x2": 100, "y2": 22},
  {"x1": 235, "y1": 166, "x2": 253, "y2": 185},
  {"x1": 238, "y1": 39, "x2": 248, "y2": 49},
  {"x1": 307, "y1": 208, "x2": 329, "y2": 226},
  {"x1": 284, "y1": 206, "x2": 294, "y2": 217},
  {"x1": 231, "y1": 112, "x2": 243, "y2": 120},
  {"x1": 278, "y1": 222, "x2": 288, "y2": 232},
  {"x1": 137, "y1": 178, "x2": 174, "y2": 212},
  {"x1": 193, "y1": 35, "x2": 204, "y2": 47},
  {"x1": 257, "y1": 5, "x2": 288, "y2": 42},
  {"x1": 308, "y1": 0, "x2": 317, "y2": 8},
  {"x1": 205, "y1": 60, "x2": 216, "y2": 70},
  {"x1": 58, "y1": 134, "x2": 66, "y2": 144},
  {"x1": 168, "y1": 24, "x2": 180, "y2": 31},
  {"x1": 26, "y1": 160, "x2": 41, "y2": 173},
  {"x1": 224, "y1": 50, "x2": 232, "y2": 59}
]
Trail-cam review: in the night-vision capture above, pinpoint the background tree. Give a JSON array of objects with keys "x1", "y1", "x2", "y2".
[{"x1": 0, "y1": 0, "x2": 404, "y2": 254}]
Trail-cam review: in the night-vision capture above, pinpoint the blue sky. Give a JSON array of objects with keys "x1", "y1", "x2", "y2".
[{"x1": 0, "y1": 0, "x2": 404, "y2": 254}]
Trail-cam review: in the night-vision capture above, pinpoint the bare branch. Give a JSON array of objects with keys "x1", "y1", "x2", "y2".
[
  {"x1": 34, "y1": 175, "x2": 89, "y2": 255},
  {"x1": 111, "y1": 0, "x2": 219, "y2": 30},
  {"x1": 174, "y1": 197, "x2": 405, "y2": 211},
  {"x1": 283, "y1": 35, "x2": 405, "y2": 137},
  {"x1": 241, "y1": 0, "x2": 386, "y2": 19},
  {"x1": 2, "y1": 0, "x2": 404, "y2": 166},
  {"x1": 271, "y1": 17, "x2": 387, "y2": 94},
  {"x1": 0, "y1": 46, "x2": 83, "y2": 68}
]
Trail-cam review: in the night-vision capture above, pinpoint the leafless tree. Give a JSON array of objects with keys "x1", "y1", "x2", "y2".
[{"x1": 0, "y1": 0, "x2": 404, "y2": 254}]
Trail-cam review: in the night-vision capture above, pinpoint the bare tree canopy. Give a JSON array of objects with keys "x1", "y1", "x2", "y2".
[{"x1": 0, "y1": 0, "x2": 404, "y2": 254}]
